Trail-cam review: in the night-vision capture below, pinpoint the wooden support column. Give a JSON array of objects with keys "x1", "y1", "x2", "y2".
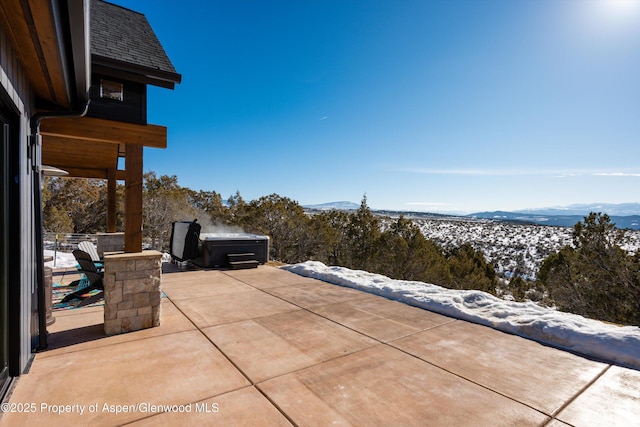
[
  {"x1": 124, "y1": 144, "x2": 143, "y2": 252},
  {"x1": 107, "y1": 167, "x2": 117, "y2": 232}
]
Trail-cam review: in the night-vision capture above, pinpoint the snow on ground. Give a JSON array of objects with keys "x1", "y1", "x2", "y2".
[
  {"x1": 44, "y1": 250, "x2": 78, "y2": 268},
  {"x1": 284, "y1": 261, "x2": 640, "y2": 370},
  {"x1": 44, "y1": 250, "x2": 174, "y2": 267}
]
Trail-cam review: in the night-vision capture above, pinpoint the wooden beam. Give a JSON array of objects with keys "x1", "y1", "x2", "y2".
[
  {"x1": 124, "y1": 144, "x2": 143, "y2": 253},
  {"x1": 107, "y1": 168, "x2": 117, "y2": 233},
  {"x1": 42, "y1": 136, "x2": 119, "y2": 171},
  {"x1": 40, "y1": 116, "x2": 167, "y2": 148}
]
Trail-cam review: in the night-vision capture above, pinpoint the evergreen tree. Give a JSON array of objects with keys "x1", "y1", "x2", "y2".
[
  {"x1": 188, "y1": 189, "x2": 230, "y2": 225},
  {"x1": 227, "y1": 191, "x2": 248, "y2": 226},
  {"x1": 446, "y1": 243, "x2": 497, "y2": 294},
  {"x1": 143, "y1": 172, "x2": 197, "y2": 251},
  {"x1": 313, "y1": 210, "x2": 351, "y2": 266},
  {"x1": 375, "y1": 215, "x2": 449, "y2": 283},
  {"x1": 346, "y1": 195, "x2": 380, "y2": 270},
  {"x1": 43, "y1": 177, "x2": 111, "y2": 233},
  {"x1": 242, "y1": 194, "x2": 310, "y2": 263},
  {"x1": 538, "y1": 213, "x2": 640, "y2": 325}
]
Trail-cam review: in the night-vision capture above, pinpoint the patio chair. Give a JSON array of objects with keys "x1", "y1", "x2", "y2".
[
  {"x1": 61, "y1": 249, "x2": 104, "y2": 306},
  {"x1": 74, "y1": 249, "x2": 104, "y2": 273},
  {"x1": 78, "y1": 241, "x2": 103, "y2": 267}
]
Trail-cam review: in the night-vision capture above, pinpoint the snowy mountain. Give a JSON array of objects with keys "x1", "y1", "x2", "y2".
[
  {"x1": 304, "y1": 201, "x2": 360, "y2": 210},
  {"x1": 516, "y1": 202, "x2": 640, "y2": 216},
  {"x1": 468, "y1": 211, "x2": 640, "y2": 230}
]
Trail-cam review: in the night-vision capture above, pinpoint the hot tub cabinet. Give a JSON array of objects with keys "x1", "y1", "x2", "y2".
[{"x1": 196, "y1": 233, "x2": 270, "y2": 268}]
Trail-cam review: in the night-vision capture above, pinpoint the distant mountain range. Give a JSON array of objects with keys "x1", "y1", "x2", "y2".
[
  {"x1": 469, "y1": 203, "x2": 640, "y2": 229},
  {"x1": 513, "y1": 203, "x2": 640, "y2": 217},
  {"x1": 467, "y1": 211, "x2": 640, "y2": 229},
  {"x1": 304, "y1": 201, "x2": 640, "y2": 230},
  {"x1": 303, "y1": 201, "x2": 360, "y2": 210}
]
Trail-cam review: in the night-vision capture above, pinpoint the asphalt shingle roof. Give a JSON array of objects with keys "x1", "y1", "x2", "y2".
[{"x1": 91, "y1": 0, "x2": 179, "y2": 81}]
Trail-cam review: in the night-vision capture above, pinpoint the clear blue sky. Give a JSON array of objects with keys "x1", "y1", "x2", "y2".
[{"x1": 110, "y1": 0, "x2": 640, "y2": 213}]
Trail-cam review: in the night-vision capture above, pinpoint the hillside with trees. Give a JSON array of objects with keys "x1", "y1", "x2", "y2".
[
  {"x1": 42, "y1": 173, "x2": 640, "y2": 325},
  {"x1": 537, "y1": 213, "x2": 640, "y2": 325}
]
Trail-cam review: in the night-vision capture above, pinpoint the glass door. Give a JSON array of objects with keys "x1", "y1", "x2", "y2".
[{"x1": 0, "y1": 116, "x2": 10, "y2": 399}]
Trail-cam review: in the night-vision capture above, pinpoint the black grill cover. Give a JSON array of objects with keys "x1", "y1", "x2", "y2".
[{"x1": 170, "y1": 220, "x2": 201, "y2": 261}]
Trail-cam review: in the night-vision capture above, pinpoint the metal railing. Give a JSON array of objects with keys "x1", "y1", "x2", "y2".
[{"x1": 43, "y1": 232, "x2": 98, "y2": 253}]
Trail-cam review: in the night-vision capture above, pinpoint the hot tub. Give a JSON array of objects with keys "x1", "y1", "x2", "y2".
[{"x1": 196, "y1": 233, "x2": 270, "y2": 268}]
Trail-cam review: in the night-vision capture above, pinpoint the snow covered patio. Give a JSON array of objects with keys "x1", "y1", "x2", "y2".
[{"x1": 2, "y1": 265, "x2": 638, "y2": 426}]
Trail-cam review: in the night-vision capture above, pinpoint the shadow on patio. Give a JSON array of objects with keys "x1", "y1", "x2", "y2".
[{"x1": 1, "y1": 265, "x2": 638, "y2": 426}]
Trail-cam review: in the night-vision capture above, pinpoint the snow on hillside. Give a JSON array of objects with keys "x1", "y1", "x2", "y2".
[
  {"x1": 407, "y1": 218, "x2": 640, "y2": 279},
  {"x1": 284, "y1": 261, "x2": 640, "y2": 370}
]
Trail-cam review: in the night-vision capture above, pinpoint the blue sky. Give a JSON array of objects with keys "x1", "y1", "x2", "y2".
[{"x1": 110, "y1": 0, "x2": 640, "y2": 213}]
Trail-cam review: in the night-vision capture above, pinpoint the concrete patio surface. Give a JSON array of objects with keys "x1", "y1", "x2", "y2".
[{"x1": 1, "y1": 265, "x2": 638, "y2": 426}]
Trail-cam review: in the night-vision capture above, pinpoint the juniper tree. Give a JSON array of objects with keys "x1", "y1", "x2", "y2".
[
  {"x1": 375, "y1": 215, "x2": 449, "y2": 284},
  {"x1": 188, "y1": 189, "x2": 229, "y2": 225},
  {"x1": 43, "y1": 177, "x2": 114, "y2": 233},
  {"x1": 346, "y1": 195, "x2": 380, "y2": 270},
  {"x1": 538, "y1": 213, "x2": 640, "y2": 325},
  {"x1": 312, "y1": 210, "x2": 351, "y2": 266},
  {"x1": 242, "y1": 194, "x2": 310, "y2": 263},
  {"x1": 445, "y1": 243, "x2": 497, "y2": 294},
  {"x1": 143, "y1": 172, "x2": 198, "y2": 251}
]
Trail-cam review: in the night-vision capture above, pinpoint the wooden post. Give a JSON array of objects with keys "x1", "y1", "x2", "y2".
[
  {"x1": 107, "y1": 167, "x2": 117, "y2": 232},
  {"x1": 124, "y1": 144, "x2": 143, "y2": 252}
]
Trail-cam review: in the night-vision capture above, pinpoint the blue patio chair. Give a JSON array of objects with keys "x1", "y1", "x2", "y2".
[
  {"x1": 62, "y1": 249, "x2": 104, "y2": 306},
  {"x1": 78, "y1": 241, "x2": 103, "y2": 269}
]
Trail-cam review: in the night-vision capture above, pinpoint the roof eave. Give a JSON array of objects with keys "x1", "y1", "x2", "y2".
[
  {"x1": 0, "y1": 0, "x2": 90, "y2": 109},
  {"x1": 92, "y1": 55, "x2": 182, "y2": 90}
]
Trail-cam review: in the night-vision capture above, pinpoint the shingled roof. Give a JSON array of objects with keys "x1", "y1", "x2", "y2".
[{"x1": 91, "y1": 0, "x2": 181, "y2": 88}]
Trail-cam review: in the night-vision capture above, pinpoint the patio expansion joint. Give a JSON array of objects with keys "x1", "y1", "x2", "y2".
[
  {"x1": 163, "y1": 293, "x2": 257, "y2": 385},
  {"x1": 163, "y1": 291, "x2": 303, "y2": 426},
  {"x1": 252, "y1": 384, "x2": 300, "y2": 427},
  {"x1": 40, "y1": 326, "x2": 201, "y2": 359},
  {"x1": 231, "y1": 274, "x2": 461, "y2": 347},
  {"x1": 383, "y1": 336, "x2": 556, "y2": 419},
  {"x1": 229, "y1": 285, "x2": 553, "y2": 416},
  {"x1": 381, "y1": 315, "x2": 610, "y2": 419},
  {"x1": 540, "y1": 364, "x2": 612, "y2": 426},
  {"x1": 204, "y1": 272, "x2": 576, "y2": 420}
]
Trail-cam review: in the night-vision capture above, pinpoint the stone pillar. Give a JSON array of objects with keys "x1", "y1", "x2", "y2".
[{"x1": 103, "y1": 250, "x2": 162, "y2": 335}]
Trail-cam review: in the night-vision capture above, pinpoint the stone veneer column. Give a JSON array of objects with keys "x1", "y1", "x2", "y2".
[
  {"x1": 97, "y1": 232, "x2": 125, "y2": 258},
  {"x1": 103, "y1": 250, "x2": 162, "y2": 335}
]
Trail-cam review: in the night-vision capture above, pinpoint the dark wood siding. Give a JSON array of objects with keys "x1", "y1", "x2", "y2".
[{"x1": 86, "y1": 74, "x2": 147, "y2": 125}]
